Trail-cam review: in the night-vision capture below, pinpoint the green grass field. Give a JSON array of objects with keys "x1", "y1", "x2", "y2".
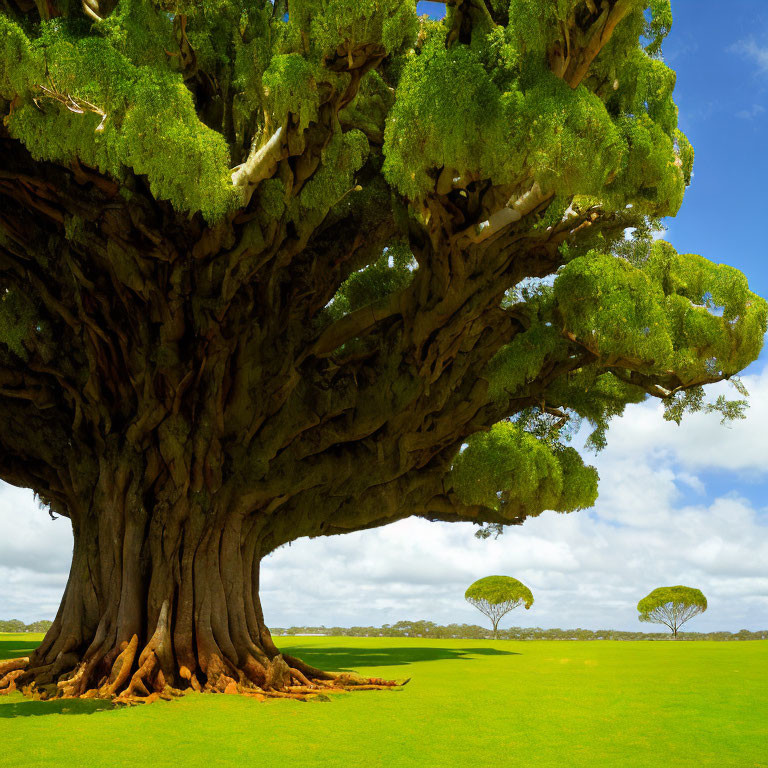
[{"x1": 1, "y1": 633, "x2": 766, "y2": 767}]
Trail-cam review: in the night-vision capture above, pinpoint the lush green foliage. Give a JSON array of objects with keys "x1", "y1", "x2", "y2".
[
  {"x1": 484, "y1": 241, "x2": 766, "y2": 403},
  {"x1": 465, "y1": 575, "x2": 534, "y2": 636},
  {"x1": 458, "y1": 236, "x2": 766, "y2": 527},
  {"x1": 292, "y1": 0, "x2": 419, "y2": 59},
  {"x1": 0, "y1": 0, "x2": 765, "y2": 545},
  {"x1": 385, "y1": 0, "x2": 685, "y2": 213},
  {"x1": 2, "y1": 635, "x2": 767, "y2": 767},
  {"x1": 0, "y1": 0, "x2": 698, "y2": 218},
  {"x1": 0, "y1": 13, "x2": 239, "y2": 220},
  {"x1": 325, "y1": 242, "x2": 415, "y2": 321},
  {"x1": 452, "y1": 422, "x2": 599, "y2": 517},
  {"x1": 464, "y1": 575, "x2": 534, "y2": 607},
  {"x1": 638, "y1": 586, "x2": 708, "y2": 613},
  {"x1": 638, "y1": 586, "x2": 708, "y2": 634},
  {"x1": 0, "y1": 0, "x2": 418, "y2": 220}
]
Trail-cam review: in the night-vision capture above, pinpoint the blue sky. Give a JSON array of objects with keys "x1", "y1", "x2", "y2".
[
  {"x1": 664, "y1": 1, "x2": 768, "y2": 306},
  {"x1": 1, "y1": 2, "x2": 767, "y2": 632},
  {"x1": 654, "y1": 2, "x2": 768, "y2": 510}
]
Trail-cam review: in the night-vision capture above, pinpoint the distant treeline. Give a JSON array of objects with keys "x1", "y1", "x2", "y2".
[
  {"x1": 271, "y1": 620, "x2": 768, "y2": 641},
  {"x1": 4, "y1": 618, "x2": 766, "y2": 640},
  {"x1": 0, "y1": 619, "x2": 53, "y2": 633}
]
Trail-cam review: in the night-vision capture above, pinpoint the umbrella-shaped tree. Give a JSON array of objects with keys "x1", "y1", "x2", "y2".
[
  {"x1": 465, "y1": 576, "x2": 534, "y2": 638},
  {"x1": 637, "y1": 586, "x2": 707, "y2": 638}
]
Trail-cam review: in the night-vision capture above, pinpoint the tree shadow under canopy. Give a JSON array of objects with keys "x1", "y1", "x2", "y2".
[
  {"x1": 0, "y1": 696, "x2": 116, "y2": 718},
  {"x1": 0, "y1": 636, "x2": 518, "y2": 709},
  {"x1": 1, "y1": 638, "x2": 118, "y2": 718},
  {"x1": 278, "y1": 644, "x2": 519, "y2": 672},
  {"x1": 0, "y1": 640, "x2": 40, "y2": 662}
]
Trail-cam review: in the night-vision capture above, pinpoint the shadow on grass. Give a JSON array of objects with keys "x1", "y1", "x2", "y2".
[
  {"x1": 1, "y1": 638, "x2": 117, "y2": 719},
  {"x1": 0, "y1": 698, "x2": 116, "y2": 719},
  {"x1": 0, "y1": 640, "x2": 40, "y2": 662},
  {"x1": 279, "y1": 645, "x2": 520, "y2": 672}
]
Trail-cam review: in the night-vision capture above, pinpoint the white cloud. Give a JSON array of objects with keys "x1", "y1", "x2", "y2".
[
  {"x1": 260, "y1": 489, "x2": 768, "y2": 632},
  {"x1": 0, "y1": 483, "x2": 72, "y2": 622},
  {"x1": 595, "y1": 366, "x2": 768, "y2": 475},
  {"x1": 736, "y1": 103, "x2": 766, "y2": 120},
  {"x1": 261, "y1": 368, "x2": 768, "y2": 633},
  {"x1": 0, "y1": 483, "x2": 72, "y2": 574},
  {"x1": 730, "y1": 37, "x2": 768, "y2": 73},
  {"x1": 2, "y1": 369, "x2": 768, "y2": 632}
]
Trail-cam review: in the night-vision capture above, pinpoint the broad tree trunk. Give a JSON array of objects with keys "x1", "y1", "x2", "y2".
[{"x1": 0, "y1": 455, "x2": 398, "y2": 702}]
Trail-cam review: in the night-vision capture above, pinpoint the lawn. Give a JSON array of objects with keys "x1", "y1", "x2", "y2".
[{"x1": 1, "y1": 633, "x2": 766, "y2": 767}]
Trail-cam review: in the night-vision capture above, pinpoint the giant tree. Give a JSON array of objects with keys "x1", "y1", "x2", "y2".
[
  {"x1": 0, "y1": 0, "x2": 764, "y2": 702},
  {"x1": 637, "y1": 586, "x2": 707, "y2": 638}
]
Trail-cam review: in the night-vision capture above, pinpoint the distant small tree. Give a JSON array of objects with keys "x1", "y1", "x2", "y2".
[
  {"x1": 465, "y1": 576, "x2": 533, "y2": 639},
  {"x1": 637, "y1": 586, "x2": 707, "y2": 638}
]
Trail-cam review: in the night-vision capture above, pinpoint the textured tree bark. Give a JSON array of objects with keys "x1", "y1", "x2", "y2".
[{"x1": 0, "y1": 456, "x2": 403, "y2": 703}]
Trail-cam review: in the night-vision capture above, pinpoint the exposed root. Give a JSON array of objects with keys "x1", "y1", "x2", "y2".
[
  {"x1": 282, "y1": 653, "x2": 336, "y2": 681},
  {"x1": 257, "y1": 671, "x2": 408, "y2": 701},
  {"x1": 6, "y1": 616, "x2": 407, "y2": 705},
  {"x1": 8, "y1": 659, "x2": 408, "y2": 704},
  {"x1": 277, "y1": 655, "x2": 408, "y2": 689},
  {"x1": 263, "y1": 654, "x2": 291, "y2": 690},
  {"x1": 288, "y1": 666, "x2": 315, "y2": 688},
  {"x1": 332, "y1": 672, "x2": 409, "y2": 688},
  {"x1": 0, "y1": 657, "x2": 30, "y2": 677},
  {"x1": 102, "y1": 634, "x2": 139, "y2": 696},
  {"x1": 0, "y1": 657, "x2": 30, "y2": 694}
]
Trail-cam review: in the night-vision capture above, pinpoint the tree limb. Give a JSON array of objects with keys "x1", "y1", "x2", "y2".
[{"x1": 231, "y1": 125, "x2": 286, "y2": 205}]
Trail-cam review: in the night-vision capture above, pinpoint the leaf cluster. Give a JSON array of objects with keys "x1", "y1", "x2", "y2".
[
  {"x1": 465, "y1": 575, "x2": 534, "y2": 608},
  {"x1": 451, "y1": 421, "x2": 598, "y2": 519},
  {"x1": 637, "y1": 585, "x2": 708, "y2": 616}
]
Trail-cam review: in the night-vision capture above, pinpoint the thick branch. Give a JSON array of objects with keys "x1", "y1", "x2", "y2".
[
  {"x1": 549, "y1": 0, "x2": 634, "y2": 88},
  {"x1": 230, "y1": 126, "x2": 286, "y2": 205}
]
